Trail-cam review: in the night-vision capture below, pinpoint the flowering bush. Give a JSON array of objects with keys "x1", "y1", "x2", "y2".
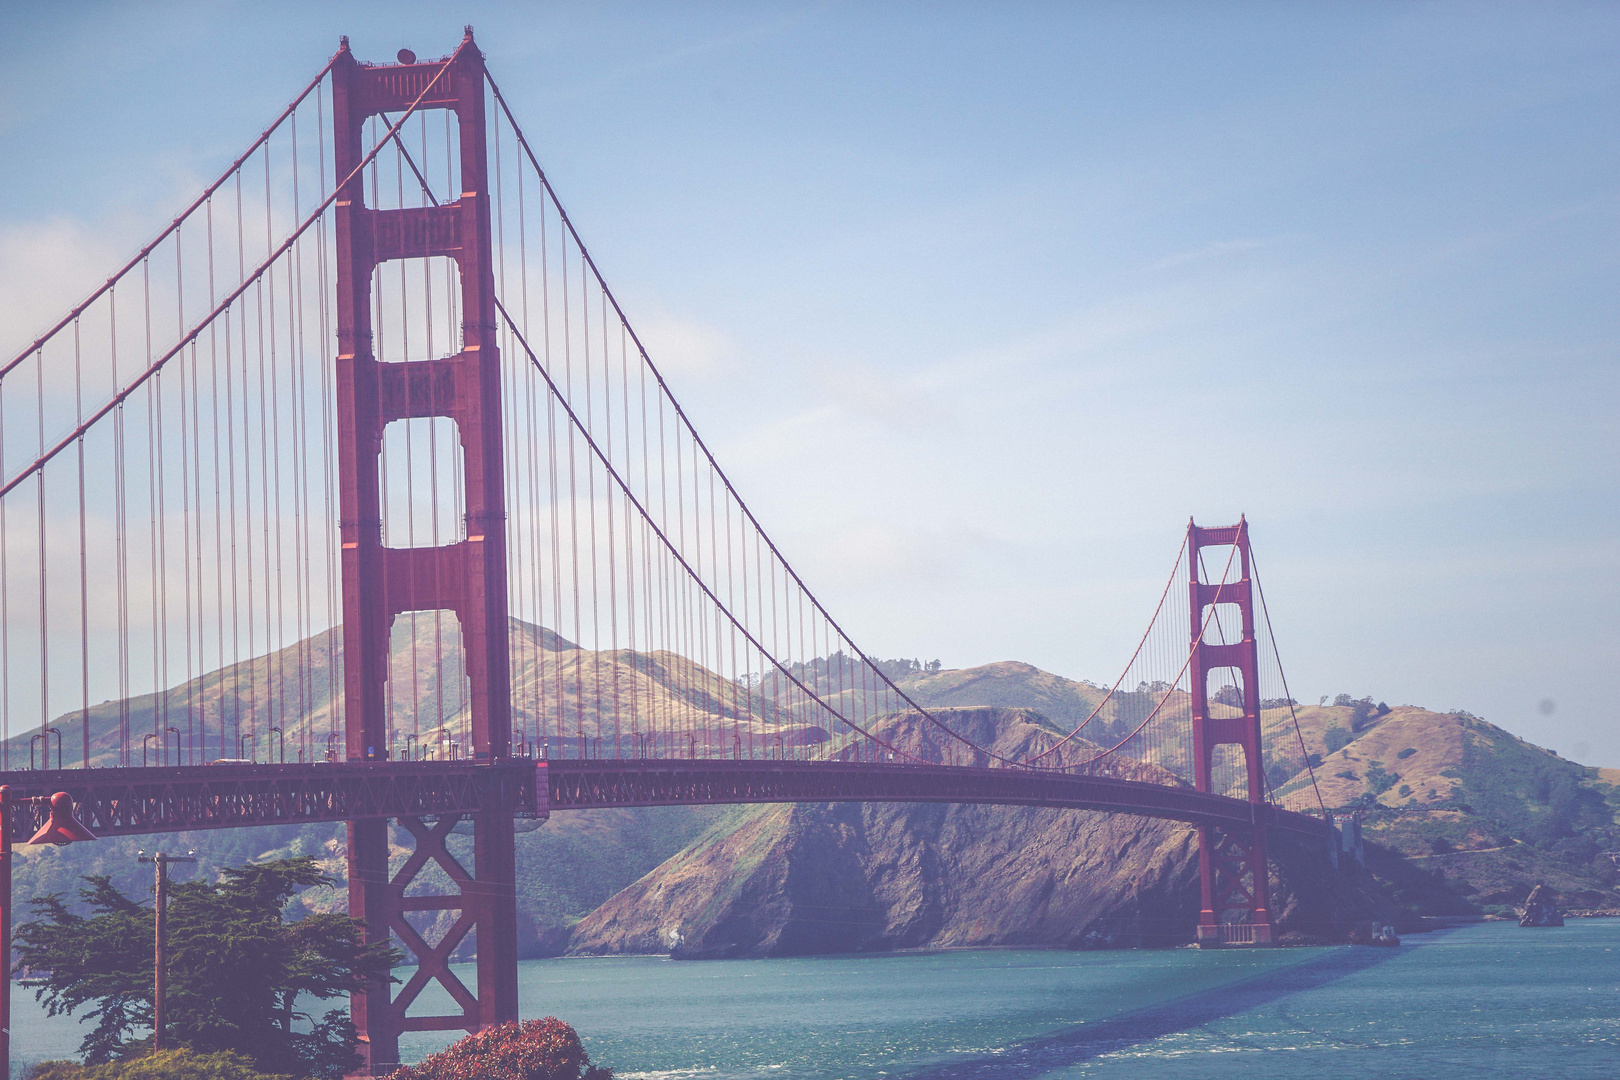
[{"x1": 388, "y1": 1019, "x2": 610, "y2": 1080}]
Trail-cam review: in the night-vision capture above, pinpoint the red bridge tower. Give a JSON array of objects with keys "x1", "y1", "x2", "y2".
[
  {"x1": 331, "y1": 31, "x2": 517, "y2": 1071},
  {"x1": 1187, "y1": 518, "x2": 1274, "y2": 945}
]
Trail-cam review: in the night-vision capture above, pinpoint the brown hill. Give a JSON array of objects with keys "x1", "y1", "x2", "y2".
[
  {"x1": 1274, "y1": 705, "x2": 1468, "y2": 810},
  {"x1": 896, "y1": 662, "x2": 1109, "y2": 723},
  {"x1": 20, "y1": 633, "x2": 1613, "y2": 952},
  {"x1": 1268, "y1": 701, "x2": 1620, "y2": 914}
]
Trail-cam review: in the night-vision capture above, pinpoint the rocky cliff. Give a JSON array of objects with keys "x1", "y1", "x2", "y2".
[{"x1": 566, "y1": 706, "x2": 1393, "y2": 957}]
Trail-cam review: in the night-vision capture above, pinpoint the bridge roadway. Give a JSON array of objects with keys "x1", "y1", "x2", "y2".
[{"x1": 0, "y1": 759, "x2": 1329, "y2": 843}]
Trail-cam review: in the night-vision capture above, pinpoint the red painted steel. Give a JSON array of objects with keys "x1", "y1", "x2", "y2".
[
  {"x1": 0, "y1": 759, "x2": 1330, "y2": 844},
  {"x1": 544, "y1": 759, "x2": 1330, "y2": 839},
  {"x1": 1187, "y1": 517, "x2": 1274, "y2": 945},
  {"x1": 0, "y1": 762, "x2": 538, "y2": 842},
  {"x1": 331, "y1": 30, "x2": 516, "y2": 1072}
]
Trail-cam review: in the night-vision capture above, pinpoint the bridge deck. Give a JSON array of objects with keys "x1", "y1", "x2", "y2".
[{"x1": 0, "y1": 760, "x2": 1329, "y2": 842}]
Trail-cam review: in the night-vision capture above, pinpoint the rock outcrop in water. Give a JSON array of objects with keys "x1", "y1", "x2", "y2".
[
  {"x1": 567, "y1": 706, "x2": 1394, "y2": 957},
  {"x1": 1519, "y1": 883, "x2": 1564, "y2": 926}
]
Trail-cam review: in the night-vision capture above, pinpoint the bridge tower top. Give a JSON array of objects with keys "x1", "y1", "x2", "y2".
[{"x1": 329, "y1": 29, "x2": 509, "y2": 766}]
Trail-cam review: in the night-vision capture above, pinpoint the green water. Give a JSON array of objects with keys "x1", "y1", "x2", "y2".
[{"x1": 14, "y1": 921, "x2": 1619, "y2": 1077}]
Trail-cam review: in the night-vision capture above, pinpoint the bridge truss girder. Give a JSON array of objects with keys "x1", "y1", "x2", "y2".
[
  {"x1": 0, "y1": 759, "x2": 1326, "y2": 844},
  {"x1": 0, "y1": 762, "x2": 538, "y2": 842}
]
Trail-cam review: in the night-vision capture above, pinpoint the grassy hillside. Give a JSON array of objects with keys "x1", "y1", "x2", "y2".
[
  {"x1": 899, "y1": 664, "x2": 1620, "y2": 918},
  {"x1": 1273, "y1": 702, "x2": 1620, "y2": 914},
  {"x1": 4, "y1": 616, "x2": 738, "y2": 958},
  {"x1": 895, "y1": 661, "x2": 1109, "y2": 725},
  {"x1": 14, "y1": 632, "x2": 1612, "y2": 942}
]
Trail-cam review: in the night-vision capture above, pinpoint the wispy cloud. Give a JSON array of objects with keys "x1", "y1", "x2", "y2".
[
  {"x1": 1146, "y1": 236, "x2": 1280, "y2": 273},
  {"x1": 0, "y1": 216, "x2": 127, "y2": 360}
]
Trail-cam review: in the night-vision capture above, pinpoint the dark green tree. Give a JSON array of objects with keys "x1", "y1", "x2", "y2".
[
  {"x1": 1363, "y1": 760, "x2": 1398, "y2": 796},
  {"x1": 1349, "y1": 697, "x2": 1377, "y2": 731},
  {"x1": 1322, "y1": 723, "x2": 1353, "y2": 755},
  {"x1": 14, "y1": 857, "x2": 398, "y2": 1079}
]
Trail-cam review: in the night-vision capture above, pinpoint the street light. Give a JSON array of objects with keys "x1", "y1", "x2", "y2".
[
  {"x1": 136, "y1": 849, "x2": 198, "y2": 1053},
  {"x1": 0, "y1": 786, "x2": 97, "y2": 1080},
  {"x1": 28, "y1": 729, "x2": 62, "y2": 772}
]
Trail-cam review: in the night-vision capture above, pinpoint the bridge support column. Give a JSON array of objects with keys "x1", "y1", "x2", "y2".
[
  {"x1": 332, "y1": 31, "x2": 518, "y2": 1072},
  {"x1": 346, "y1": 814, "x2": 520, "y2": 1075},
  {"x1": 1187, "y1": 518, "x2": 1274, "y2": 946}
]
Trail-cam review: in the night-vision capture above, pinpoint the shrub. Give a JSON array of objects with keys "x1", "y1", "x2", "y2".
[
  {"x1": 1348, "y1": 700, "x2": 1373, "y2": 731},
  {"x1": 1266, "y1": 759, "x2": 1297, "y2": 791},
  {"x1": 389, "y1": 1019, "x2": 610, "y2": 1080},
  {"x1": 1323, "y1": 724, "x2": 1353, "y2": 755},
  {"x1": 1364, "y1": 761, "x2": 1398, "y2": 796},
  {"x1": 1396, "y1": 747, "x2": 1417, "y2": 760},
  {"x1": 1306, "y1": 753, "x2": 1323, "y2": 769},
  {"x1": 26, "y1": 1049, "x2": 289, "y2": 1080}
]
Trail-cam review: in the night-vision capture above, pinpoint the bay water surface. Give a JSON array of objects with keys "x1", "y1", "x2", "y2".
[{"x1": 12, "y1": 920, "x2": 1618, "y2": 1078}]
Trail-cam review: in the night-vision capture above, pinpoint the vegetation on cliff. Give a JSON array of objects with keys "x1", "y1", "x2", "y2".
[{"x1": 27, "y1": 1049, "x2": 291, "y2": 1080}]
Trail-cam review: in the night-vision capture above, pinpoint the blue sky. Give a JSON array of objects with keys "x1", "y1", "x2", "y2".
[{"x1": 2, "y1": 3, "x2": 1616, "y2": 762}]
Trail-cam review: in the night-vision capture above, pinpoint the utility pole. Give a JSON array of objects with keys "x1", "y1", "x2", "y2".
[{"x1": 137, "y1": 850, "x2": 196, "y2": 1052}]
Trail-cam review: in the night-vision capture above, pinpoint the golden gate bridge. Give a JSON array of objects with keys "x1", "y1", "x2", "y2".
[{"x1": 0, "y1": 30, "x2": 1335, "y2": 1076}]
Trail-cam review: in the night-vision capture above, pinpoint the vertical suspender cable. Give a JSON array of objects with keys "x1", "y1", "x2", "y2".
[
  {"x1": 178, "y1": 223, "x2": 197, "y2": 765},
  {"x1": 35, "y1": 347, "x2": 49, "y2": 765},
  {"x1": 318, "y1": 85, "x2": 339, "y2": 757},
  {"x1": 264, "y1": 142, "x2": 286, "y2": 764},
  {"x1": 144, "y1": 260, "x2": 162, "y2": 755},
  {"x1": 601, "y1": 291, "x2": 619, "y2": 753},
  {"x1": 289, "y1": 109, "x2": 311, "y2": 764},
  {"x1": 0, "y1": 378, "x2": 7, "y2": 770},
  {"x1": 242, "y1": 162, "x2": 260, "y2": 761},
  {"x1": 113, "y1": 284, "x2": 130, "y2": 764},
  {"x1": 581, "y1": 257, "x2": 602, "y2": 752},
  {"x1": 75, "y1": 319, "x2": 89, "y2": 766}
]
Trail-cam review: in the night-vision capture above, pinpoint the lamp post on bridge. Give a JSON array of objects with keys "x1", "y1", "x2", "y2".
[
  {"x1": 0, "y1": 786, "x2": 98, "y2": 1080},
  {"x1": 137, "y1": 850, "x2": 197, "y2": 1052}
]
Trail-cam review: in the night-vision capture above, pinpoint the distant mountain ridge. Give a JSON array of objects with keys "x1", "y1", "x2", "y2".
[{"x1": 10, "y1": 630, "x2": 1615, "y2": 957}]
